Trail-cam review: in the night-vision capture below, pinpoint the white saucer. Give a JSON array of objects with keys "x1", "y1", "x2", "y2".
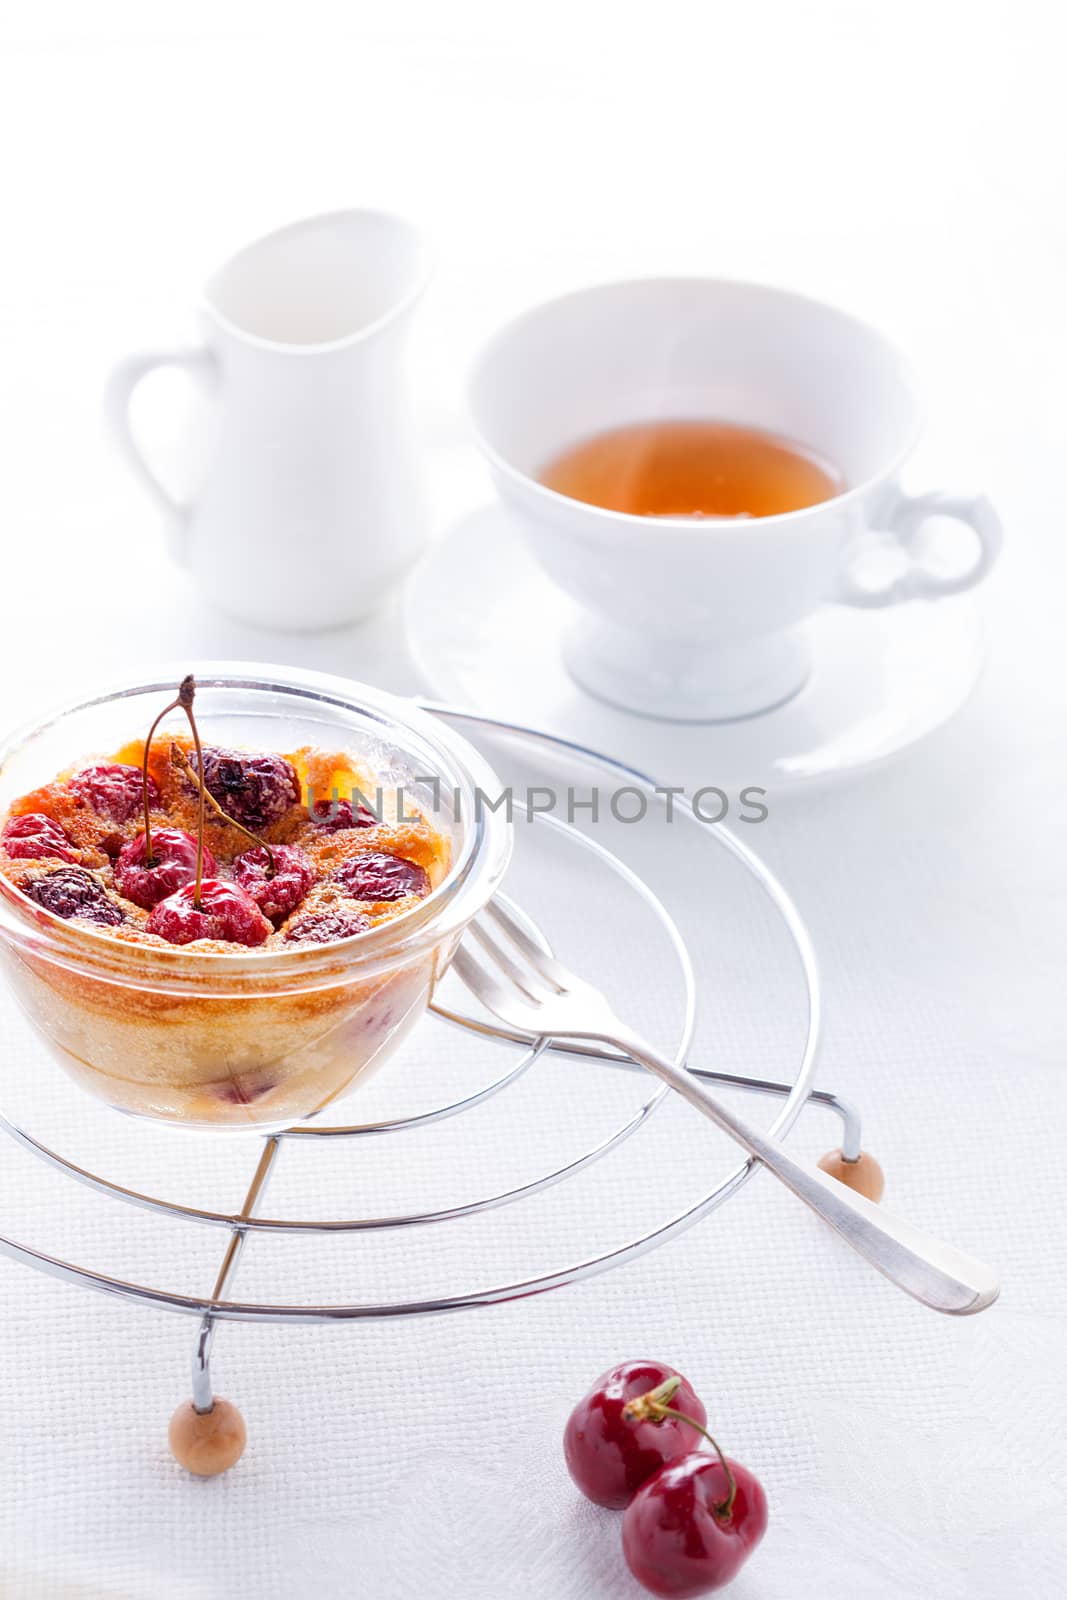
[{"x1": 404, "y1": 505, "x2": 987, "y2": 793}]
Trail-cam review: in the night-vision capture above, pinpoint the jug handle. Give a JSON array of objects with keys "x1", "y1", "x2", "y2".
[{"x1": 104, "y1": 347, "x2": 217, "y2": 567}]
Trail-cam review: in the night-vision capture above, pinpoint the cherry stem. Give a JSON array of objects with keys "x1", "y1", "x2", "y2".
[
  {"x1": 623, "y1": 1380, "x2": 737, "y2": 1521},
  {"x1": 177, "y1": 677, "x2": 206, "y2": 909},
  {"x1": 169, "y1": 743, "x2": 276, "y2": 877},
  {"x1": 140, "y1": 689, "x2": 186, "y2": 868}
]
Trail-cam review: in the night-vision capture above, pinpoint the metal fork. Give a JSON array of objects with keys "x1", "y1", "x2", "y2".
[{"x1": 452, "y1": 899, "x2": 999, "y2": 1316}]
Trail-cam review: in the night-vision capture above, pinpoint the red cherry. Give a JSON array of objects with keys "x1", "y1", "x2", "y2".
[
  {"x1": 146, "y1": 880, "x2": 272, "y2": 946},
  {"x1": 564, "y1": 1362, "x2": 707, "y2": 1509},
  {"x1": 232, "y1": 844, "x2": 315, "y2": 921},
  {"x1": 190, "y1": 747, "x2": 299, "y2": 830},
  {"x1": 284, "y1": 907, "x2": 371, "y2": 944},
  {"x1": 115, "y1": 828, "x2": 216, "y2": 909},
  {"x1": 72, "y1": 763, "x2": 157, "y2": 823},
  {"x1": 26, "y1": 867, "x2": 125, "y2": 926},
  {"x1": 212, "y1": 1075, "x2": 278, "y2": 1104},
  {"x1": 622, "y1": 1454, "x2": 768, "y2": 1598},
  {"x1": 310, "y1": 797, "x2": 377, "y2": 831},
  {"x1": 2, "y1": 812, "x2": 78, "y2": 862},
  {"x1": 331, "y1": 851, "x2": 430, "y2": 902}
]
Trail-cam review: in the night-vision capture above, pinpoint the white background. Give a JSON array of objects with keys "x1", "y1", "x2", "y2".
[{"x1": 0, "y1": 3, "x2": 1065, "y2": 1597}]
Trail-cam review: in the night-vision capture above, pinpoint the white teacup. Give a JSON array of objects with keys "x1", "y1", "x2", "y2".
[
  {"x1": 469, "y1": 278, "x2": 1002, "y2": 721},
  {"x1": 106, "y1": 209, "x2": 431, "y2": 631}
]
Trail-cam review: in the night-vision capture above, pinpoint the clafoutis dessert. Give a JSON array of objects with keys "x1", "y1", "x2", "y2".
[{"x1": 0, "y1": 670, "x2": 509, "y2": 1130}]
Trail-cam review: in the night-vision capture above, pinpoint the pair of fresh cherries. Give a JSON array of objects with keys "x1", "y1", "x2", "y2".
[{"x1": 565, "y1": 1360, "x2": 767, "y2": 1597}]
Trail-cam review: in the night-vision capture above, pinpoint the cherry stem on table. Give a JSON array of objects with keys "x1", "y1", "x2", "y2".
[{"x1": 623, "y1": 1378, "x2": 738, "y2": 1520}]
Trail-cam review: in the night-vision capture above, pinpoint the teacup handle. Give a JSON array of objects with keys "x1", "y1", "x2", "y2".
[
  {"x1": 837, "y1": 489, "x2": 1003, "y2": 608},
  {"x1": 103, "y1": 347, "x2": 217, "y2": 567}
]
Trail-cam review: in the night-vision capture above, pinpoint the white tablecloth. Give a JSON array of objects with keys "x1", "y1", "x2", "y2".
[{"x1": 0, "y1": 5, "x2": 1065, "y2": 1597}]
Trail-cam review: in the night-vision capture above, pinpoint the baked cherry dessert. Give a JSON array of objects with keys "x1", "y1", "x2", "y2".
[
  {"x1": 0, "y1": 675, "x2": 446, "y2": 956},
  {"x1": 0, "y1": 672, "x2": 479, "y2": 1130}
]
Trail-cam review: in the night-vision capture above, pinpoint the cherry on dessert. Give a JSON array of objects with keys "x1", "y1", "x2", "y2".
[
  {"x1": 622, "y1": 1454, "x2": 768, "y2": 1597},
  {"x1": 2, "y1": 812, "x2": 78, "y2": 862},
  {"x1": 309, "y1": 796, "x2": 377, "y2": 831},
  {"x1": 146, "y1": 880, "x2": 272, "y2": 946},
  {"x1": 284, "y1": 907, "x2": 371, "y2": 944},
  {"x1": 191, "y1": 747, "x2": 300, "y2": 830},
  {"x1": 212, "y1": 1075, "x2": 277, "y2": 1105},
  {"x1": 331, "y1": 851, "x2": 430, "y2": 902},
  {"x1": 26, "y1": 867, "x2": 124, "y2": 926},
  {"x1": 72, "y1": 763, "x2": 158, "y2": 824},
  {"x1": 233, "y1": 843, "x2": 315, "y2": 921},
  {"x1": 115, "y1": 828, "x2": 216, "y2": 910},
  {"x1": 564, "y1": 1361, "x2": 708, "y2": 1509}
]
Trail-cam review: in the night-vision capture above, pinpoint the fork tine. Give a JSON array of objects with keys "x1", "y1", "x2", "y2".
[
  {"x1": 481, "y1": 898, "x2": 570, "y2": 992},
  {"x1": 450, "y1": 946, "x2": 533, "y2": 1024},
  {"x1": 467, "y1": 920, "x2": 555, "y2": 1004}
]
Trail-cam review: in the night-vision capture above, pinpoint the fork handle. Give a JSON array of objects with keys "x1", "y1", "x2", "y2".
[{"x1": 612, "y1": 1030, "x2": 999, "y2": 1316}]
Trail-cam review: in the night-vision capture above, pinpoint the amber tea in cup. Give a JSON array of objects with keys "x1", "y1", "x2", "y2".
[
  {"x1": 539, "y1": 419, "x2": 845, "y2": 519},
  {"x1": 472, "y1": 278, "x2": 1002, "y2": 719}
]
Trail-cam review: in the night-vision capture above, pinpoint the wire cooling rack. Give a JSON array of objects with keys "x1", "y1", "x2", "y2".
[{"x1": 0, "y1": 707, "x2": 865, "y2": 1469}]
